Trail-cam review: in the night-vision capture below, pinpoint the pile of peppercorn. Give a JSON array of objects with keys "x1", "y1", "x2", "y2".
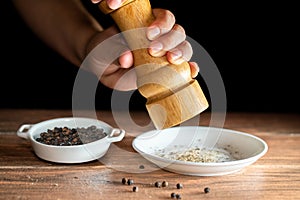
[{"x1": 35, "y1": 125, "x2": 107, "y2": 146}]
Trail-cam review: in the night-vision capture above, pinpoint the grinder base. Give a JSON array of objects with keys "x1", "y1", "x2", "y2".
[{"x1": 146, "y1": 80, "x2": 209, "y2": 129}]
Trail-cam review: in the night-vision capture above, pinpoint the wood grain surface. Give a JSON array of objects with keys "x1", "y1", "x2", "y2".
[{"x1": 0, "y1": 109, "x2": 299, "y2": 200}]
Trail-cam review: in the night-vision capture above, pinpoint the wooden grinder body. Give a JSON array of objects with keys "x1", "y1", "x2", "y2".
[{"x1": 99, "y1": 0, "x2": 209, "y2": 129}]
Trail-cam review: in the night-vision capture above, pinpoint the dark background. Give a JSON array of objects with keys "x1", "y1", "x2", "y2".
[{"x1": 0, "y1": 0, "x2": 298, "y2": 113}]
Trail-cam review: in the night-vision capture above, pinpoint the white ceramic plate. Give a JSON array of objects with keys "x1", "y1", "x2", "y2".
[
  {"x1": 17, "y1": 117, "x2": 125, "y2": 163},
  {"x1": 132, "y1": 126, "x2": 268, "y2": 176}
]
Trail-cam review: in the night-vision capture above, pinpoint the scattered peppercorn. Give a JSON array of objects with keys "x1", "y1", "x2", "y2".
[
  {"x1": 170, "y1": 192, "x2": 176, "y2": 198},
  {"x1": 139, "y1": 165, "x2": 145, "y2": 169},
  {"x1": 127, "y1": 179, "x2": 134, "y2": 185},
  {"x1": 176, "y1": 183, "x2": 183, "y2": 189},
  {"x1": 154, "y1": 181, "x2": 161, "y2": 188},
  {"x1": 204, "y1": 187, "x2": 210, "y2": 193},
  {"x1": 175, "y1": 194, "x2": 182, "y2": 199},
  {"x1": 162, "y1": 181, "x2": 168, "y2": 187},
  {"x1": 121, "y1": 178, "x2": 127, "y2": 185},
  {"x1": 132, "y1": 186, "x2": 138, "y2": 192}
]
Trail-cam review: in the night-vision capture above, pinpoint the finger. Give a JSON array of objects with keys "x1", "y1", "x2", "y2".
[
  {"x1": 112, "y1": 68, "x2": 138, "y2": 91},
  {"x1": 101, "y1": 66, "x2": 137, "y2": 91},
  {"x1": 92, "y1": 0, "x2": 123, "y2": 9},
  {"x1": 148, "y1": 41, "x2": 166, "y2": 57},
  {"x1": 147, "y1": 8, "x2": 175, "y2": 40},
  {"x1": 149, "y1": 24, "x2": 186, "y2": 57},
  {"x1": 118, "y1": 50, "x2": 134, "y2": 68},
  {"x1": 99, "y1": 49, "x2": 132, "y2": 75},
  {"x1": 166, "y1": 40, "x2": 193, "y2": 65},
  {"x1": 106, "y1": 0, "x2": 129, "y2": 9},
  {"x1": 189, "y1": 62, "x2": 200, "y2": 78}
]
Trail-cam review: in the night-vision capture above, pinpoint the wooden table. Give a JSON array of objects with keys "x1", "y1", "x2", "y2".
[{"x1": 0, "y1": 109, "x2": 299, "y2": 200}]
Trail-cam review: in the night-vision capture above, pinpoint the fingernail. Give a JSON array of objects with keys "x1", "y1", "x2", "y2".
[
  {"x1": 107, "y1": 0, "x2": 121, "y2": 9},
  {"x1": 169, "y1": 50, "x2": 183, "y2": 64},
  {"x1": 149, "y1": 42, "x2": 163, "y2": 55},
  {"x1": 190, "y1": 62, "x2": 200, "y2": 78},
  {"x1": 91, "y1": 0, "x2": 100, "y2": 4},
  {"x1": 147, "y1": 26, "x2": 160, "y2": 40},
  {"x1": 194, "y1": 62, "x2": 200, "y2": 73}
]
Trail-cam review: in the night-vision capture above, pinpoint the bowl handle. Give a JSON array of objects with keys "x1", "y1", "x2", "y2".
[
  {"x1": 17, "y1": 124, "x2": 33, "y2": 140},
  {"x1": 107, "y1": 128, "x2": 126, "y2": 143}
]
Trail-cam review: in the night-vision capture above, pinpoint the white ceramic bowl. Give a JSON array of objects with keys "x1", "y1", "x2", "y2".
[
  {"x1": 17, "y1": 117, "x2": 125, "y2": 163},
  {"x1": 132, "y1": 126, "x2": 268, "y2": 176}
]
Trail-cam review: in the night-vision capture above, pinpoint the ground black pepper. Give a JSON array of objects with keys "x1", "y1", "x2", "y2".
[{"x1": 35, "y1": 126, "x2": 107, "y2": 146}]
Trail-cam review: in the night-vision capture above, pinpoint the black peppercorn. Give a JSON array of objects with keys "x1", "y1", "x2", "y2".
[
  {"x1": 132, "y1": 186, "x2": 138, "y2": 192},
  {"x1": 154, "y1": 181, "x2": 161, "y2": 188},
  {"x1": 121, "y1": 178, "x2": 127, "y2": 185},
  {"x1": 127, "y1": 179, "x2": 134, "y2": 185},
  {"x1": 204, "y1": 187, "x2": 210, "y2": 193},
  {"x1": 162, "y1": 181, "x2": 168, "y2": 187},
  {"x1": 175, "y1": 193, "x2": 181, "y2": 199},
  {"x1": 176, "y1": 183, "x2": 183, "y2": 189},
  {"x1": 35, "y1": 126, "x2": 107, "y2": 146},
  {"x1": 170, "y1": 192, "x2": 176, "y2": 198},
  {"x1": 139, "y1": 165, "x2": 145, "y2": 169}
]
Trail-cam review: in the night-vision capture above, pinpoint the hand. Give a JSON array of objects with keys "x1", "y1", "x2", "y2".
[
  {"x1": 87, "y1": 0, "x2": 199, "y2": 91},
  {"x1": 147, "y1": 8, "x2": 199, "y2": 78}
]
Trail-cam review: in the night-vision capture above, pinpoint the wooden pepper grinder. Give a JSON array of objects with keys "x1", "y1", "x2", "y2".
[{"x1": 98, "y1": 0, "x2": 209, "y2": 129}]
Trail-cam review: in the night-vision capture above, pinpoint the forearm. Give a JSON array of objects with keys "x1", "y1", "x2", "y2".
[{"x1": 12, "y1": 0, "x2": 103, "y2": 66}]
